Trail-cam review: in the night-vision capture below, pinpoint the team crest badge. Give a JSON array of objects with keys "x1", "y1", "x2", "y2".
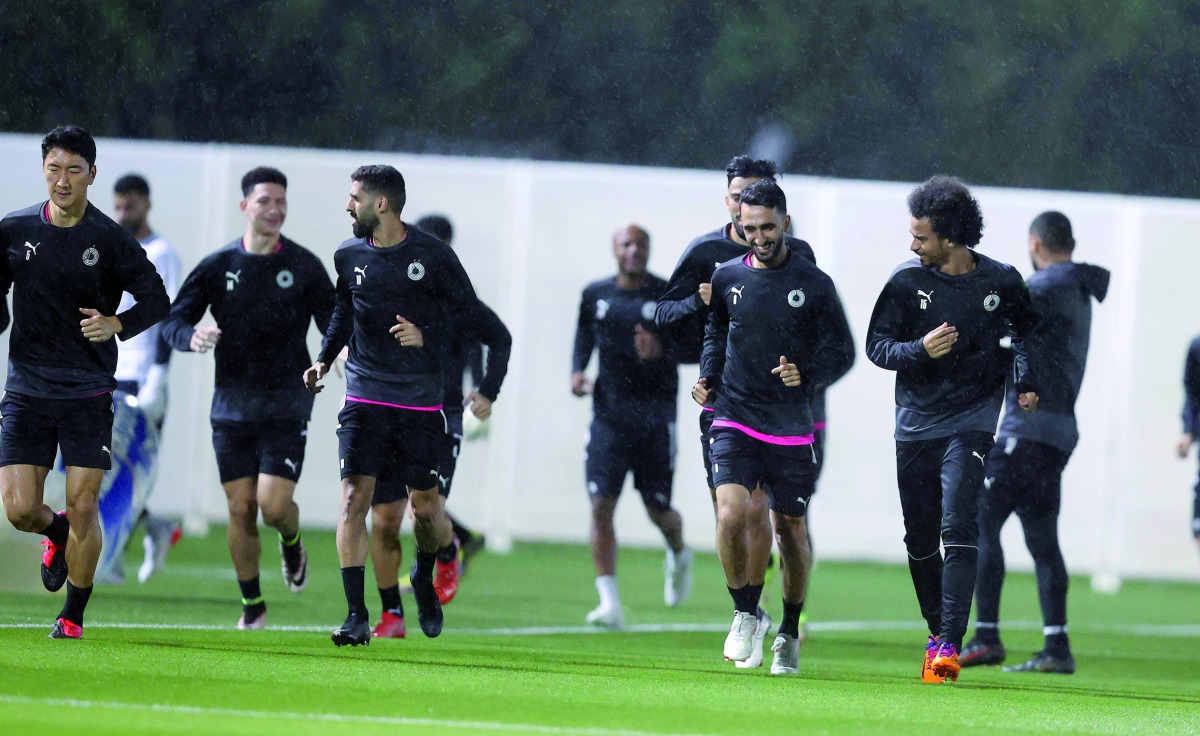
[
  {"x1": 82, "y1": 247, "x2": 99, "y2": 266},
  {"x1": 276, "y1": 270, "x2": 294, "y2": 288},
  {"x1": 788, "y1": 289, "x2": 806, "y2": 308},
  {"x1": 983, "y1": 293, "x2": 1001, "y2": 312},
  {"x1": 407, "y1": 261, "x2": 425, "y2": 281}
]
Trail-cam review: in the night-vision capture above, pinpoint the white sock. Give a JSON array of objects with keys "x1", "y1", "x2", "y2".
[{"x1": 596, "y1": 575, "x2": 620, "y2": 609}]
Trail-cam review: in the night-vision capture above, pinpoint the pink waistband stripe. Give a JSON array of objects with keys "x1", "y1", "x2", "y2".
[
  {"x1": 711, "y1": 419, "x2": 815, "y2": 446},
  {"x1": 346, "y1": 395, "x2": 443, "y2": 412}
]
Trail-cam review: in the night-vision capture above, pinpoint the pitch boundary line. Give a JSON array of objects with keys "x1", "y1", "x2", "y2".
[
  {"x1": 0, "y1": 619, "x2": 1197, "y2": 637},
  {"x1": 0, "y1": 695, "x2": 714, "y2": 736}
]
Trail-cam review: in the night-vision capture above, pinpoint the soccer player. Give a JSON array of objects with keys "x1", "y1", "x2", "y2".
[
  {"x1": 369, "y1": 244, "x2": 512, "y2": 639},
  {"x1": 866, "y1": 175, "x2": 1041, "y2": 683},
  {"x1": 110, "y1": 173, "x2": 184, "y2": 585},
  {"x1": 960, "y1": 212, "x2": 1109, "y2": 675},
  {"x1": 304, "y1": 165, "x2": 479, "y2": 646},
  {"x1": 0, "y1": 125, "x2": 170, "y2": 638},
  {"x1": 655, "y1": 155, "x2": 821, "y2": 665},
  {"x1": 161, "y1": 167, "x2": 333, "y2": 629},
  {"x1": 1180, "y1": 335, "x2": 1200, "y2": 559},
  {"x1": 573, "y1": 224, "x2": 689, "y2": 629},
  {"x1": 695, "y1": 180, "x2": 854, "y2": 674}
]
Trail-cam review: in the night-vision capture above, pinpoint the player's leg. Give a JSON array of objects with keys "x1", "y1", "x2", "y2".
[
  {"x1": 765, "y1": 438, "x2": 819, "y2": 675},
  {"x1": 51, "y1": 393, "x2": 117, "y2": 638},
  {"x1": 369, "y1": 483, "x2": 408, "y2": 638},
  {"x1": 583, "y1": 417, "x2": 627, "y2": 627},
  {"x1": 212, "y1": 421, "x2": 267, "y2": 628},
  {"x1": 429, "y1": 416, "x2": 464, "y2": 605},
  {"x1": 896, "y1": 437, "x2": 950, "y2": 682},
  {"x1": 0, "y1": 393, "x2": 69, "y2": 593},
  {"x1": 962, "y1": 439, "x2": 1020, "y2": 667},
  {"x1": 401, "y1": 409, "x2": 456, "y2": 639},
  {"x1": 1004, "y1": 444, "x2": 1075, "y2": 674},
  {"x1": 257, "y1": 420, "x2": 309, "y2": 593},
  {"x1": 635, "y1": 420, "x2": 690, "y2": 608},
  {"x1": 709, "y1": 427, "x2": 769, "y2": 662},
  {"x1": 931, "y1": 431, "x2": 994, "y2": 681}
]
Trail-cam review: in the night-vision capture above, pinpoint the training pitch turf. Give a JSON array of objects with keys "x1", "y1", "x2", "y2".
[{"x1": 0, "y1": 527, "x2": 1197, "y2": 736}]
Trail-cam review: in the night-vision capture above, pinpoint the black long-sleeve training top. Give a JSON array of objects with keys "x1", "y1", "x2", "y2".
[
  {"x1": 160, "y1": 236, "x2": 334, "y2": 422},
  {"x1": 574, "y1": 274, "x2": 679, "y2": 426},
  {"x1": 0, "y1": 202, "x2": 169, "y2": 398},
  {"x1": 997, "y1": 262, "x2": 1109, "y2": 454},
  {"x1": 318, "y1": 227, "x2": 478, "y2": 408},
  {"x1": 701, "y1": 250, "x2": 854, "y2": 440},
  {"x1": 866, "y1": 252, "x2": 1040, "y2": 441}
]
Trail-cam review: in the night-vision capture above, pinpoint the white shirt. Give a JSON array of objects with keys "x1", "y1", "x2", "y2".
[{"x1": 115, "y1": 234, "x2": 182, "y2": 383}]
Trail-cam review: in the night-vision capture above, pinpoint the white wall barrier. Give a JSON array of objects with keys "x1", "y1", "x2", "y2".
[{"x1": 1, "y1": 133, "x2": 1197, "y2": 583}]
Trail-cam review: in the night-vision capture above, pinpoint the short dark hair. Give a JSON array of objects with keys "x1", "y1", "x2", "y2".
[
  {"x1": 739, "y1": 179, "x2": 787, "y2": 214},
  {"x1": 241, "y1": 167, "x2": 287, "y2": 197},
  {"x1": 351, "y1": 165, "x2": 406, "y2": 215},
  {"x1": 725, "y1": 155, "x2": 778, "y2": 185},
  {"x1": 114, "y1": 173, "x2": 150, "y2": 197},
  {"x1": 416, "y1": 214, "x2": 453, "y2": 244},
  {"x1": 1030, "y1": 211, "x2": 1074, "y2": 254},
  {"x1": 907, "y1": 175, "x2": 984, "y2": 247},
  {"x1": 42, "y1": 125, "x2": 97, "y2": 167}
]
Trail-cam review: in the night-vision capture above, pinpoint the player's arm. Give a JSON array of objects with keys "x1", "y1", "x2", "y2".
[
  {"x1": 655, "y1": 245, "x2": 708, "y2": 326},
  {"x1": 807, "y1": 281, "x2": 856, "y2": 387},
  {"x1": 1004, "y1": 272, "x2": 1042, "y2": 411},
  {"x1": 160, "y1": 258, "x2": 220, "y2": 353},
  {"x1": 307, "y1": 257, "x2": 336, "y2": 336},
  {"x1": 865, "y1": 279, "x2": 932, "y2": 371},
  {"x1": 571, "y1": 287, "x2": 595, "y2": 396},
  {"x1": 316, "y1": 257, "x2": 353, "y2": 367},
  {"x1": 469, "y1": 300, "x2": 512, "y2": 402},
  {"x1": 697, "y1": 275, "x2": 730, "y2": 401},
  {"x1": 111, "y1": 233, "x2": 170, "y2": 341}
]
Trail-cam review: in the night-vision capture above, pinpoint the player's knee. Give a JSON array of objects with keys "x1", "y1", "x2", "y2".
[
  {"x1": 64, "y1": 494, "x2": 98, "y2": 524},
  {"x1": 408, "y1": 495, "x2": 441, "y2": 527},
  {"x1": 4, "y1": 500, "x2": 41, "y2": 531},
  {"x1": 227, "y1": 496, "x2": 257, "y2": 523},
  {"x1": 259, "y1": 502, "x2": 286, "y2": 528},
  {"x1": 372, "y1": 506, "x2": 404, "y2": 538}
]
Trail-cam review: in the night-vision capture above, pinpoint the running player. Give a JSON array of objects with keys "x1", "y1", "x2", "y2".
[
  {"x1": 0, "y1": 125, "x2": 170, "y2": 638},
  {"x1": 655, "y1": 155, "x2": 821, "y2": 665},
  {"x1": 961, "y1": 211, "x2": 1109, "y2": 675},
  {"x1": 1180, "y1": 334, "x2": 1200, "y2": 559},
  {"x1": 305, "y1": 165, "x2": 479, "y2": 646},
  {"x1": 695, "y1": 180, "x2": 854, "y2": 674},
  {"x1": 573, "y1": 224, "x2": 689, "y2": 629},
  {"x1": 161, "y1": 167, "x2": 333, "y2": 629},
  {"x1": 369, "y1": 268, "x2": 512, "y2": 639},
  {"x1": 866, "y1": 175, "x2": 1041, "y2": 683},
  {"x1": 110, "y1": 173, "x2": 184, "y2": 584}
]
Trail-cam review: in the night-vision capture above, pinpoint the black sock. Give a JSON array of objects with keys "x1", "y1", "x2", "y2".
[
  {"x1": 448, "y1": 513, "x2": 473, "y2": 545},
  {"x1": 414, "y1": 550, "x2": 437, "y2": 577},
  {"x1": 974, "y1": 623, "x2": 1001, "y2": 645},
  {"x1": 779, "y1": 601, "x2": 805, "y2": 638},
  {"x1": 280, "y1": 531, "x2": 303, "y2": 566},
  {"x1": 341, "y1": 566, "x2": 367, "y2": 616},
  {"x1": 238, "y1": 576, "x2": 264, "y2": 614},
  {"x1": 42, "y1": 513, "x2": 69, "y2": 547},
  {"x1": 58, "y1": 581, "x2": 93, "y2": 625},
  {"x1": 728, "y1": 584, "x2": 763, "y2": 615},
  {"x1": 1045, "y1": 631, "x2": 1071, "y2": 658},
  {"x1": 436, "y1": 542, "x2": 458, "y2": 564},
  {"x1": 379, "y1": 585, "x2": 403, "y2": 615}
]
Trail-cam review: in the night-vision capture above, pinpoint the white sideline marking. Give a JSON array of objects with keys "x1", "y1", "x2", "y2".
[
  {"x1": 0, "y1": 695, "x2": 713, "y2": 736},
  {"x1": 0, "y1": 620, "x2": 1197, "y2": 637}
]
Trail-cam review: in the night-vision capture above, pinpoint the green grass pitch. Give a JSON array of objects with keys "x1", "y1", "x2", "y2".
[{"x1": 1, "y1": 527, "x2": 1197, "y2": 735}]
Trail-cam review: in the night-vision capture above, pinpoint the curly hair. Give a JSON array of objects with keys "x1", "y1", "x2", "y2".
[{"x1": 907, "y1": 175, "x2": 984, "y2": 247}]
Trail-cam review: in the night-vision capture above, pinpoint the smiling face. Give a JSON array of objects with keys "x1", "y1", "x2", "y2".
[
  {"x1": 740, "y1": 202, "x2": 790, "y2": 267},
  {"x1": 909, "y1": 216, "x2": 954, "y2": 268},
  {"x1": 43, "y1": 148, "x2": 96, "y2": 213},
  {"x1": 240, "y1": 182, "x2": 287, "y2": 237}
]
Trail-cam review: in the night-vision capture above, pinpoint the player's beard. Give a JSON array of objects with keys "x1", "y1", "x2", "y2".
[
  {"x1": 753, "y1": 238, "x2": 783, "y2": 265},
  {"x1": 352, "y1": 212, "x2": 377, "y2": 240}
]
